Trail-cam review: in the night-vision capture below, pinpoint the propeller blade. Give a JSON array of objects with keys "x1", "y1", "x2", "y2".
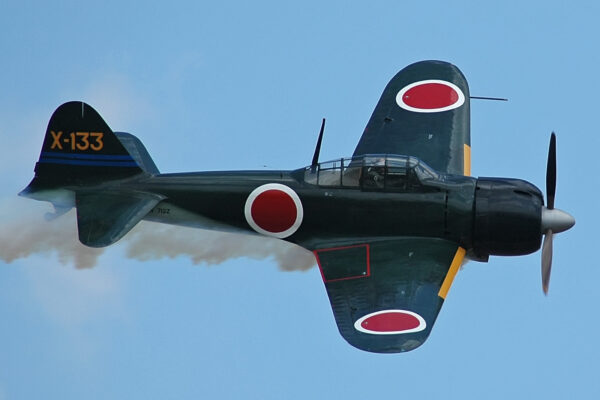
[
  {"x1": 541, "y1": 229, "x2": 553, "y2": 295},
  {"x1": 546, "y1": 133, "x2": 556, "y2": 209}
]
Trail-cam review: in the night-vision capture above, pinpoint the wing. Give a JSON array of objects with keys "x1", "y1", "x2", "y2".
[
  {"x1": 353, "y1": 60, "x2": 471, "y2": 175},
  {"x1": 312, "y1": 237, "x2": 465, "y2": 353}
]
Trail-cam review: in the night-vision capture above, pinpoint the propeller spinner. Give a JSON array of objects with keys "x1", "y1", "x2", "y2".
[{"x1": 540, "y1": 133, "x2": 575, "y2": 294}]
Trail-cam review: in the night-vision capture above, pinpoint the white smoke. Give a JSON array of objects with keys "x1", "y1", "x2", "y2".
[
  {"x1": 125, "y1": 222, "x2": 316, "y2": 271},
  {"x1": 0, "y1": 205, "x2": 103, "y2": 268},
  {"x1": 0, "y1": 201, "x2": 316, "y2": 271}
]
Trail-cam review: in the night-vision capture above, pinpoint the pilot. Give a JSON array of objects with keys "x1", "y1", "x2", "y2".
[{"x1": 366, "y1": 157, "x2": 385, "y2": 189}]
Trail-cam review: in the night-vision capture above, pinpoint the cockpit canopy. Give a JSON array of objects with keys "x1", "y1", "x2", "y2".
[{"x1": 304, "y1": 154, "x2": 439, "y2": 190}]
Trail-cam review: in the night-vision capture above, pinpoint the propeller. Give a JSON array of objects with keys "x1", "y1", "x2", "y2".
[{"x1": 540, "y1": 133, "x2": 575, "y2": 294}]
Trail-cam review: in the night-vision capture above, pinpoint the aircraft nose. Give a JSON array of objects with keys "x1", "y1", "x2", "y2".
[{"x1": 541, "y1": 207, "x2": 575, "y2": 233}]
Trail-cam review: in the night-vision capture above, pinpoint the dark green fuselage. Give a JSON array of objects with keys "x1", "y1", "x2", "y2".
[{"x1": 136, "y1": 164, "x2": 476, "y2": 252}]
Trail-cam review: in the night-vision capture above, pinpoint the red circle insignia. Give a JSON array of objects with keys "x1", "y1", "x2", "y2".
[
  {"x1": 251, "y1": 189, "x2": 297, "y2": 233},
  {"x1": 244, "y1": 184, "x2": 303, "y2": 238},
  {"x1": 354, "y1": 310, "x2": 426, "y2": 335},
  {"x1": 396, "y1": 80, "x2": 465, "y2": 113}
]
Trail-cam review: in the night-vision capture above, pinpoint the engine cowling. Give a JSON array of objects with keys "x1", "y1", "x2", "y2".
[{"x1": 472, "y1": 178, "x2": 543, "y2": 257}]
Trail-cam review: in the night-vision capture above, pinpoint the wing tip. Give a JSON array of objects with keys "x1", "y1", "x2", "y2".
[
  {"x1": 340, "y1": 326, "x2": 432, "y2": 353},
  {"x1": 345, "y1": 336, "x2": 427, "y2": 353}
]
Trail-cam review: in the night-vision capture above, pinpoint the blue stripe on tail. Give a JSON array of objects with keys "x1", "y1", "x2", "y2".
[{"x1": 39, "y1": 151, "x2": 140, "y2": 167}]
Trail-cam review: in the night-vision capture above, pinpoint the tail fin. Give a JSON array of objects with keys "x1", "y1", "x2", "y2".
[
  {"x1": 21, "y1": 102, "x2": 163, "y2": 248},
  {"x1": 22, "y1": 102, "x2": 156, "y2": 195}
]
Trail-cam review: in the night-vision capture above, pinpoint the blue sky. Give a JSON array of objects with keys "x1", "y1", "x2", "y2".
[{"x1": 1, "y1": 1, "x2": 598, "y2": 398}]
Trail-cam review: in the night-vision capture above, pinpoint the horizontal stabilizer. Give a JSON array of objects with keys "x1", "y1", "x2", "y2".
[{"x1": 76, "y1": 190, "x2": 164, "y2": 247}]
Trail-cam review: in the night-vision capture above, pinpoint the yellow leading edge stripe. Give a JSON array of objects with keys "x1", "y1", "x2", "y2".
[
  {"x1": 463, "y1": 144, "x2": 471, "y2": 176},
  {"x1": 438, "y1": 247, "x2": 466, "y2": 299},
  {"x1": 437, "y1": 144, "x2": 470, "y2": 299}
]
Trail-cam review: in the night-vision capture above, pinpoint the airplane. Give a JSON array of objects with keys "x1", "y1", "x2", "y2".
[{"x1": 20, "y1": 60, "x2": 575, "y2": 353}]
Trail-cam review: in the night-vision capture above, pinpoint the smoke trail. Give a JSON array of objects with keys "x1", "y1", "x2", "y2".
[
  {"x1": 125, "y1": 222, "x2": 316, "y2": 271},
  {"x1": 0, "y1": 201, "x2": 316, "y2": 270},
  {"x1": 0, "y1": 206, "x2": 104, "y2": 268}
]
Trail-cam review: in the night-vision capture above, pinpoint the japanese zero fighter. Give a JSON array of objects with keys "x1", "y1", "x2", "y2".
[{"x1": 21, "y1": 60, "x2": 575, "y2": 353}]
